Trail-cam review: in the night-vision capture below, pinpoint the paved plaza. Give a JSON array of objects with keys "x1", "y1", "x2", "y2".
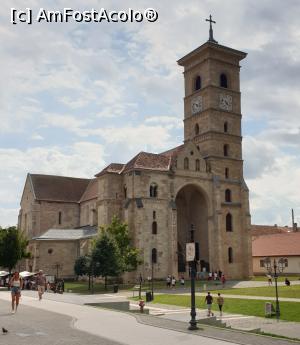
[{"x1": 0, "y1": 289, "x2": 299, "y2": 345}]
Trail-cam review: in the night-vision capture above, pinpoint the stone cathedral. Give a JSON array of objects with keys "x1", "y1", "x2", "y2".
[{"x1": 18, "y1": 26, "x2": 253, "y2": 280}]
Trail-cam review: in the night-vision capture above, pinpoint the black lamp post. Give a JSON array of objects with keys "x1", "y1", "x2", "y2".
[
  {"x1": 188, "y1": 224, "x2": 198, "y2": 330},
  {"x1": 264, "y1": 257, "x2": 286, "y2": 320},
  {"x1": 189, "y1": 259, "x2": 198, "y2": 330},
  {"x1": 151, "y1": 260, "x2": 154, "y2": 300}
]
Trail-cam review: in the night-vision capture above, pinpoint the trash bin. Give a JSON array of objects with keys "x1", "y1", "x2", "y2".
[
  {"x1": 265, "y1": 302, "x2": 275, "y2": 317},
  {"x1": 146, "y1": 291, "x2": 152, "y2": 302},
  {"x1": 113, "y1": 284, "x2": 119, "y2": 293}
]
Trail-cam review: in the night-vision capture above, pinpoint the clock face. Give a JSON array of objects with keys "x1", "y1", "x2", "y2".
[
  {"x1": 219, "y1": 94, "x2": 232, "y2": 111},
  {"x1": 191, "y1": 96, "x2": 203, "y2": 115}
]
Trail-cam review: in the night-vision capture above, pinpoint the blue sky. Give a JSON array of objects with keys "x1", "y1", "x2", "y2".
[{"x1": 1, "y1": 0, "x2": 300, "y2": 227}]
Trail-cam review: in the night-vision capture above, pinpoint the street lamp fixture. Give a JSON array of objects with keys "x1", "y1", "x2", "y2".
[
  {"x1": 186, "y1": 223, "x2": 198, "y2": 330},
  {"x1": 264, "y1": 257, "x2": 286, "y2": 320}
]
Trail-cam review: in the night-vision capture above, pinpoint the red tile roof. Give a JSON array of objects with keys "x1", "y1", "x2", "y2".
[
  {"x1": 251, "y1": 225, "x2": 293, "y2": 236},
  {"x1": 160, "y1": 145, "x2": 184, "y2": 157},
  {"x1": 95, "y1": 163, "x2": 124, "y2": 177},
  {"x1": 252, "y1": 232, "x2": 300, "y2": 257},
  {"x1": 79, "y1": 178, "x2": 98, "y2": 202},
  {"x1": 95, "y1": 145, "x2": 184, "y2": 177},
  {"x1": 122, "y1": 151, "x2": 171, "y2": 173},
  {"x1": 30, "y1": 174, "x2": 90, "y2": 203}
]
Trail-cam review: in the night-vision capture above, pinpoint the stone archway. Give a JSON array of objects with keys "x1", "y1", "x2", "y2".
[{"x1": 175, "y1": 184, "x2": 209, "y2": 274}]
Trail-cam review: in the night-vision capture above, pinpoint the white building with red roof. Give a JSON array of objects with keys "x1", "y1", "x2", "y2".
[{"x1": 252, "y1": 228, "x2": 300, "y2": 275}]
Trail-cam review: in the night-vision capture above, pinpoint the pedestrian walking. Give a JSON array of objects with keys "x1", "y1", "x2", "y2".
[
  {"x1": 166, "y1": 275, "x2": 171, "y2": 288},
  {"x1": 205, "y1": 291, "x2": 214, "y2": 317},
  {"x1": 267, "y1": 274, "x2": 272, "y2": 286},
  {"x1": 9, "y1": 272, "x2": 23, "y2": 313},
  {"x1": 218, "y1": 270, "x2": 222, "y2": 280},
  {"x1": 216, "y1": 293, "x2": 224, "y2": 316},
  {"x1": 180, "y1": 276, "x2": 185, "y2": 286},
  {"x1": 171, "y1": 276, "x2": 176, "y2": 289},
  {"x1": 221, "y1": 274, "x2": 226, "y2": 287},
  {"x1": 36, "y1": 270, "x2": 47, "y2": 300}
]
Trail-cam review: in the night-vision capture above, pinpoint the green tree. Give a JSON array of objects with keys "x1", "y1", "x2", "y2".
[
  {"x1": 91, "y1": 232, "x2": 121, "y2": 289},
  {"x1": 104, "y1": 216, "x2": 141, "y2": 273},
  {"x1": 0, "y1": 226, "x2": 30, "y2": 273},
  {"x1": 74, "y1": 255, "x2": 92, "y2": 290}
]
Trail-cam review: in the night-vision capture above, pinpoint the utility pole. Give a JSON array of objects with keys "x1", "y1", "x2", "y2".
[{"x1": 292, "y1": 209, "x2": 297, "y2": 232}]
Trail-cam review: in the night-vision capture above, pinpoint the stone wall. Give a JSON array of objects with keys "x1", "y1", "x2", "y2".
[{"x1": 34, "y1": 240, "x2": 79, "y2": 278}]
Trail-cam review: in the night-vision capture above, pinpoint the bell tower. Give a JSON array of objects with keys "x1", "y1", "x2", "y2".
[
  {"x1": 177, "y1": 17, "x2": 247, "y2": 181},
  {"x1": 176, "y1": 17, "x2": 252, "y2": 279}
]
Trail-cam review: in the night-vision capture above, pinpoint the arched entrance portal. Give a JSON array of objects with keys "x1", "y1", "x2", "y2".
[{"x1": 176, "y1": 185, "x2": 209, "y2": 274}]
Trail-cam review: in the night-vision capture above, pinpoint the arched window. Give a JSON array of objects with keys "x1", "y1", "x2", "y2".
[
  {"x1": 195, "y1": 159, "x2": 200, "y2": 171},
  {"x1": 224, "y1": 122, "x2": 228, "y2": 133},
  {"x1": 152, "y1": 221, "x2": 157, "y2": 234},
  {"x1": 150, "y1": 183, "x2": 158, "y2": 198},
  {"x1": 123, "y1": 185, "x2": 127, "y2": 199},
  {"x1": 152, "y1": 248, "x2": 157, "y2": 263},
  {"x1": 225, "y1": 168, "x2": 229, "y2": 179},
  {"x1": 184, "y1": 157, "x2": 189, "y2": 170},
  {"x1": 223, "y1": 144, "x2": 229, "y2": 157},
  {"x1": 153, "y1": 211, "x2": 156, "y2": 219},
  {"x1": 195, "y1": 76, "x2": 201, "y2": 91},
  {"x1": 58, "y1": 211, "x2": 62, "y2": 225},
  {"x1": 225, "y1": 189, "x2": 231, "y2": 202},
  {"x1": 228, "y1": 247, "x2": 233, "y2": 263},
  {"x1": 220, "y1": 73, "x2": 228, "y2": 88},
  {"x1": 195, "y1": 123, "x2": 199, "y2": 135},
  {"x1": 226, "y1": 213, "x2": 232, "y2": 232}
]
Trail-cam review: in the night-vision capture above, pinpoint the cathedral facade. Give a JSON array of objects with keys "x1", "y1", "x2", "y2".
[{"x1": 18, "y1": 37, "x2": 253, "y2": 280}]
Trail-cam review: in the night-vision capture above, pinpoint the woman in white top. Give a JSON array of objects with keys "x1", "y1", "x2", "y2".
[{"x1": 9, "y1": 272, "x2": 23, "y2": 313}]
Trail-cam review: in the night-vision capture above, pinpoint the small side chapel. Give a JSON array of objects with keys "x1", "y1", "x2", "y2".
[{"x1": 18, "y1": 19, "x2": 252, "y2": 280}]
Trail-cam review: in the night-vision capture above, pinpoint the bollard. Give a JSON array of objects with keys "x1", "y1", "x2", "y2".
[{"x1": 139, "y1": 299, "x2": 145, "y2": 313}]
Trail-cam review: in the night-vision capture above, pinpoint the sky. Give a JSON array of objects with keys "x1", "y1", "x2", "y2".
[{"x1": 0, "y1": 0, "x2": 300, "y2": 227}]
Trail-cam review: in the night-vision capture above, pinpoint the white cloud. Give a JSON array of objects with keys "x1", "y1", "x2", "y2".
[
  {"x1": 0, "y1": 208, "x2": 19, "y2": 228},
  {"x1": 0, "y1": 0, "x2": 300, "y2": 227},
  {"x1": 247, "y1": 154, "x2": 300, "y2": 225},
  {"x1": 0, "y1": 142, "x2": 106, "y2": 226},
  {"x1": 31, "y1": 134, "x2": 44, "y2": 141}
]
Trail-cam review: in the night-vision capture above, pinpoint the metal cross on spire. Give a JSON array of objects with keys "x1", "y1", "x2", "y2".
[{"x1": 205, "y1": 15, "x2": 218, "y2": 43}]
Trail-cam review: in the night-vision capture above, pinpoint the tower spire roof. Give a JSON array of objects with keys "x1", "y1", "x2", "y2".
[{"x1": 205, "y1": 14, "x2": 218, "y2": 43}]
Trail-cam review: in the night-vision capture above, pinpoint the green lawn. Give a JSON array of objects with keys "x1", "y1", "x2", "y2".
[
  {"x1": 64, "y1": 280, "x2": 220, "y2": 294},
  {"x1": 64, "y1": 281, "x2": 134, "y2": 294},
  {"x1": 218, "y1": 285, "x2": 300, "y2": 299},
  {"x1": 251, "y1": 276, "x2": 300, "y2": 282},
  {"x1": 152, "y1": 294, "x2": 300, "y2": 322}
]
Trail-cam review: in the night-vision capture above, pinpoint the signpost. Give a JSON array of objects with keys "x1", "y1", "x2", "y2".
[
  {"x1": 186, "y1": 242, "x2": 198, "y2": 330},
  {"x1": 186, "y1": 243, "x2": 195, "y2": 262}
]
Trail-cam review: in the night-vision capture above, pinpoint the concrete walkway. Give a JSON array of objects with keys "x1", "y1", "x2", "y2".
[
  {"x1": 0, "y1": 291, "x2": 298, "y2": 345},
  {"x1": 0, "y1": 291, "x2": 245, "y2": 345},
  {"x1": 194, "y1": 293, "x2": 300, "y2": 303}
]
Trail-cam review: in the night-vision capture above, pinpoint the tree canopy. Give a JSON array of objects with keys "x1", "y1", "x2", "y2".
[
  {"x1": 103, "y1": 216, "x2": 141, "y2": 274},
  {"x1": 74, "y1": 255, "x2": 91, "y2": 277},
  {"x1": 0, "y1": 226, "x2": 30, "y2": 272},
  {"x1": 74, "y1": 217, "x2": 141, "y2": 283}
]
